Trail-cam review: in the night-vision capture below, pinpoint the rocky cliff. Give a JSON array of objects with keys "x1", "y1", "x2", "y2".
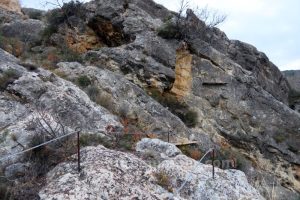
[{"x1": 0, "y1": 0, "x2": 299, "y2": 199}]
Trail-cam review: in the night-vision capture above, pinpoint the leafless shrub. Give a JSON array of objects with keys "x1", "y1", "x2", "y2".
[
  {"x1": 195, "y1": 5, "x2": 226, "y2": 28},
  {"x1": 158, "y1": 0, "x2": 227, "y2": 41},
  {"x1": 26, "y1": 106, "x2": 68, "y2": 141}
]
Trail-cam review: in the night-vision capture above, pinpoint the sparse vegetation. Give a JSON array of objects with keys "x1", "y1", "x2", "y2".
[
  {"x1": 80, "y1": 133, "x2": 112, "y2": 148},
  {"x1": 77, "y1": 75, "x2": 91, "y2": 88},
  {"x1": 157, "y1": 20, "x2": 181, "y2": 39},
  {"x1": 155, "y1": 171, "x2": 173, "y2": 192},
  {"x1": 42, "y1": 0, "x2": 86, "y2": 43},
  {"x1": 273, "y1": 133, "x2": 286, "y2": 143},
  {"x1": 147, "y1": 88, "x2": 198, "y2": 127},
  {"x1": 0, "y1": 69, "x2": 20, "y2": 91},
  {"x1": 216, "y1": 147, "x2": 250, "y2": 171},
  {"x1": 157, "y1": 0, "x2": 226, "y2": 41},
  {"x1": 60, "y1": 47, "x2": 83, "y2": 63},
  {"x1": 0, "y1": 33, "x2": 24, "y2": 57},
  {"x1": 178, "y1": 144, "x2": 202, "y2": 160}
]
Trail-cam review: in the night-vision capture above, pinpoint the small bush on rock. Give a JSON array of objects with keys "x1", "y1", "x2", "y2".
[
  {"x1": 273, "y1": 133, "x2": 286, "y2": 143},
  {"x1": 147, "y1": 88, "x2": 198, "y2": 127},
  {"x1": 60, "y1": 48, "x2": 83, "y2": 63},
  {"x1": 157, "y1": 20, "x2": 181, "y2": 39},
  {"x1": 155, "y1": 171, "x2": 173, "y2": 192},
  {"x1": 77, "y1": 75, "x2": 91, "y2": 88},
  {"x1": 0, "y1": 69, "x2": 20, "y2": 91}
]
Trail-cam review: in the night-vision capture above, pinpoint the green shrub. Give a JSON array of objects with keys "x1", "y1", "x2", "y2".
[
  {"x1": 77, "y1": 75, "x2": 91, "y2": 88},
  {"x1": 60, "y1": 48, "x2": 83, "y2": 63},
  {"x1": 273, "y1": 133, "x2": 286, "y2": 143},
  {"x1": 155, "y1": 171, "x2": 172, "y2": 192},
  {"x1": 0, "y1": 69, "x2": 20, "y2": 91},
  {"x1": 41, "y1": 25, "x2": 58, "y2": 43},
  {"x1": 157, "y1": 21, "x2": 181, "y2": 39},
  {"x1": 42, "y1": 1, "x2": 86, "y2": 43},
  {"x1": 179, "y1": 110, "x2": 198, "y2": 128},
  {"x1": 61, "y1": 0, "x2": 86, "y2": 20},
  {"x1": 147, "y1": 88, "x2": 198, "y2": 127}
]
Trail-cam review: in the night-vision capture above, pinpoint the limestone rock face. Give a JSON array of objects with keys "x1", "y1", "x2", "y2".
[
  {"x1": 55, "y1": 62, "x2": 191, "y2": 141},
  {"x1": 0, "y1": 0, "x2": 21, "y2": 14},
  {"x1": 39, "y1": 144, "x2": 264, "y2": 200},
  {"x1": 0, "y1": 49, "x2": 121, "y2": 170}
]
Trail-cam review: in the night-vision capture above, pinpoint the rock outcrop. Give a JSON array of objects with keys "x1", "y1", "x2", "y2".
[
  {"x1": 171, "y1": 45, "x2": 193, "y2": 97},
  {"x1": 0, "y1": 0, "x2": 21, "y2": 14},
  {"x1": 39, "y1": 144, "x2": 264, "y2": 200},
  {"x1": 0, "y1": 19, "x2": 45, "y2": 45}
]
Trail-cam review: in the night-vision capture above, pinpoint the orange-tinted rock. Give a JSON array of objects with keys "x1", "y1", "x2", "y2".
[
  {"x1": 171, "y1": 46, "x2": 193, "y2": 97},
  {"x1": 65, "y1": 28, "x2": 103, "y2": 54},
  {"x1": 0, "y1": 0, "x2": 21, "y2": 14}
]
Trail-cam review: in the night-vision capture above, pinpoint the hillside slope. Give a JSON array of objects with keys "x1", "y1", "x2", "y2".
[{"x1": 0, "y1": 0, "x2": 299, "y2": 199}]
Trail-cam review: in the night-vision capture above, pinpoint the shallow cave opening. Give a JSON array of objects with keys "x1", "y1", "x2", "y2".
[{"x1": 88, "y1": 16, "x2": 133, "y2": 47}]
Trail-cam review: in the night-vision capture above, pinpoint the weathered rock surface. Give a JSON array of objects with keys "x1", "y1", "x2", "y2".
[
  {"x1": 0, "y1": 19, "x2": 45, "y2": 45},
  {"x1": 0, "y1": 49, "x2": 121, "y2": 169},
  {"x1": 81, "y1": 1, "x2": 300, "y2": 197},
  {"x1": 136, "y1": 138, "x2": 181, "y2": 159},
  {"x1": 0, "y1": 0, "x2": 299, "y2": 199},
  {"x1": 55, "y1": 62, "x2": 191, "y2": 141},
  {"x1": 0, "y1": 7, "x2": 22, "y2": 24},
  {"x1": 39, "y1": 144, "x2": 264, "y2": 200}
]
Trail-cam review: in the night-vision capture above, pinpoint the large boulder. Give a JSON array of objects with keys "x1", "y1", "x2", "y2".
[{"x1": 39, "y1": 145, "x2": 264, "y2": 200}]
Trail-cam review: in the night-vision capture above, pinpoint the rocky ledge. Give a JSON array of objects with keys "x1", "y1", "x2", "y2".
[{"x1": 39, "y1": 139, "x2": 264, "y2": 200}]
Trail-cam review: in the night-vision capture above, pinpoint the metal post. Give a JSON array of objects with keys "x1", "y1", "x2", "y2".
[
  {"x1": 212, "y1": 148, "x2": 215, "y2": 179},
  {"x1": 77, "y1": 130, "x2": 81, "y2": 172}
]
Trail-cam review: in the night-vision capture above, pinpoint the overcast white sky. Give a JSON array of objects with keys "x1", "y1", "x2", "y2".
[{"x1": 21, "y1": 0, "x2": 300, "y2": 71}]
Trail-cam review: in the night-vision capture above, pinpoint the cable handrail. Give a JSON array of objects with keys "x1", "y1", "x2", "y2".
[
  {"x1": 0, "y1": 130, "x2": 80, "y2": 163},
  {"x1": 175, "y1": 148, "x2": 214, "y2": 194}
]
